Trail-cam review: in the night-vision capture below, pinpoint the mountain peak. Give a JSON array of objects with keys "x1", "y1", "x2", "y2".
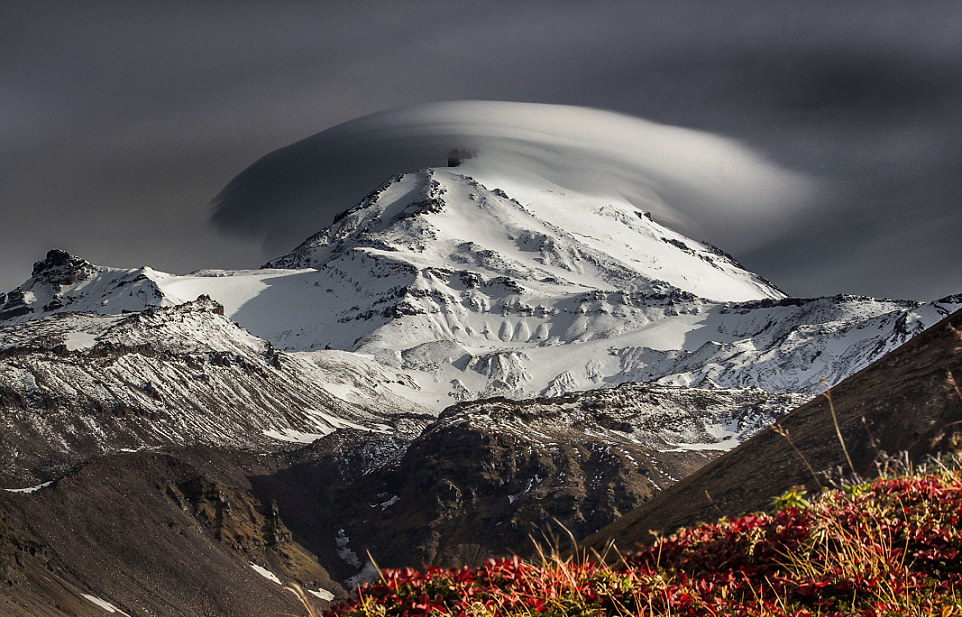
[
  {"x1": 30, "y1": 249, "x2": 93, "y2": 280},
  {"x1": 265, "y1": 163, "x2": 784, "y2": 303},
  {"x1": 0, "y1": 249, "x2": 169, "y2": 323}
]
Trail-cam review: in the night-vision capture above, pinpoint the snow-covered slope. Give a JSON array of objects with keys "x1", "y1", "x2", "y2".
[
  {"x1": 2, "y1": 163, "x2": 959, "y2": 410},
  {"x1": 0, "y1": 250, "x2": 171, "y2": 322},
  {"x1": 0, "y1": 297, "x2": 428, "y2": 483},
  {"x1": 2, "y1": 162, "x2": 780, "y2": 329},
  {"x1": 265, "y1": 163, "x2": 783, "y2": 301}
]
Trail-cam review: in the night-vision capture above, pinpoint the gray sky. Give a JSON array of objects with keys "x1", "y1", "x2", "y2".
[{"x1": 2, "y1": 0, "x2": 960, "y2": 300}]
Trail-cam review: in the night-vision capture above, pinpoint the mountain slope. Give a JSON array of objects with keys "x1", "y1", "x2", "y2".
[
  {"x1": 0, "y1": 384, "x2": 803, "y2": 617},
  {"x1": 0, "y1": 448, "x2": 341, "y2": 617},
  {"x1": 0, "y1": 250, "x2": 170, "y2": 323},
  {"x1": 584, "y1": 308, "x2": 962, "y2": 551},
  {"x1": 293, "y1": 385, "x2": 807, "y2": 572},
  {"x1": 0, "y1": 296, "x2": 427, "y2": 484},
  {"x1": 264, "y1": 164, "x2": 783, "y2": 301}
]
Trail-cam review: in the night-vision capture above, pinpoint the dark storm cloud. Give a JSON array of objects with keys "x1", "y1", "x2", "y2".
[{"x1": 2, "y1": 0, "x2": 960, "y2": 299}]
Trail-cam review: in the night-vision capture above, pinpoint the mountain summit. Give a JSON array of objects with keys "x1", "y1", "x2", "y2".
[{"x1": 266, "y1": 162, "x2": 784, "y2": 302}]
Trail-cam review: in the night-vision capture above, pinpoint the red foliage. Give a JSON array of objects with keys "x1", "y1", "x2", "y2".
[{"x1": 326, "y1": 469, "x2": 962, "y2": 616}]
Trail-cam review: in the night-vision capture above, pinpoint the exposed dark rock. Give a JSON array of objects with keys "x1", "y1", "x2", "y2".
[{"x1": 247, "y1": 385, "x2": 803, "y2": 574}]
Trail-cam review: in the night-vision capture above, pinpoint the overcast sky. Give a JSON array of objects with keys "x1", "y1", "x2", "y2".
[{"x1": 2, "y1": 1, "x2": 960, "y2": 300}]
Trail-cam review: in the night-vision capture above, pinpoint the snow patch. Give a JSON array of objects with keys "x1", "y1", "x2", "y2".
[
  {"x1": 262, "y1": 428, "x2": 332, "y2": 444},
  {"x1": 321, "y1": 382, "x2": 360, "y2": 400},
  {"x1": 4, "y1": 481, "x2": 52, "y2": 493},
  {"x1": 63, "y1": 331, "x2": 97, "y2": 351},
  {"x1": 249, "y1": 562, "x2": 282, "y2": 584},
  {"x1": 307, "y1": 409, "x2": 381, "y2": 432},
  {"x1": 308, "y1": 588, "x2": 335, "y2": 601},
  {"x1": 81, "y1": 594, "x2": 130, "y2": 616},
  {"x1": 659, "y1": 436, "x2": 741, "y2": 453},
  {"x1": 374, "y1": 495, "x2": 399, "y2": 510}
]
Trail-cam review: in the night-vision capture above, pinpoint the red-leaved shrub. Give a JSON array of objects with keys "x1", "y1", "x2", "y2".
[{"x1": 325, "y1": 458, "x2": 962, "y2": 617}]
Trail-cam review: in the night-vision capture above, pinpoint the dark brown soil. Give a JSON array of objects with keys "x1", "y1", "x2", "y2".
[{"x1": 0, "y1": 447, "x2": 338, "y2": 617}]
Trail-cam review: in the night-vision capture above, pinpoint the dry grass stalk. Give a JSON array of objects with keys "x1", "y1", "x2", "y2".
[
  {"x1": 770, "y1": 422, "x2": 823, "y2": 490},
  {"x1": 819, "y1": 382, "x2": 857, "y2": 477}
]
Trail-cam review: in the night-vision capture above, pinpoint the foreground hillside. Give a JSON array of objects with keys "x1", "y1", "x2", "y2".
[{"x1": 326, "y1": 459, "x2": 962, "y2": 617}]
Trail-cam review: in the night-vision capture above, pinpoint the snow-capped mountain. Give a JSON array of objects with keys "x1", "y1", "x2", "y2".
[
  {"x1": 2, "y1": 161, "x2": 957, "y2": 409},
  {"x1": 1, "y1": 162, "x2": 780, "y2": 330},
  {"x1": 1, "y1": 155, "x2": 959, "y2": 617},
  {"x1": 264, "y1": 163, "x2": 784, "y2": 300},
  {"x1": 0, "y1": 249, "x2": 169, "y2": 321}
]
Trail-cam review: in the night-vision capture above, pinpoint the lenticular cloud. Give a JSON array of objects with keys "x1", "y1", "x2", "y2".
[{"x1": 211, "y1": 101, "x2": 813, "y2": 256}]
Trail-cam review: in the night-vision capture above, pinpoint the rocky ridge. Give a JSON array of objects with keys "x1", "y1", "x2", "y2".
[
  {"x1": 0, "y1": 296, "x2": 426, "y2": 484},
  {"x1": 307, "y1": 384, "x2": 808, "y2": 571}
]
